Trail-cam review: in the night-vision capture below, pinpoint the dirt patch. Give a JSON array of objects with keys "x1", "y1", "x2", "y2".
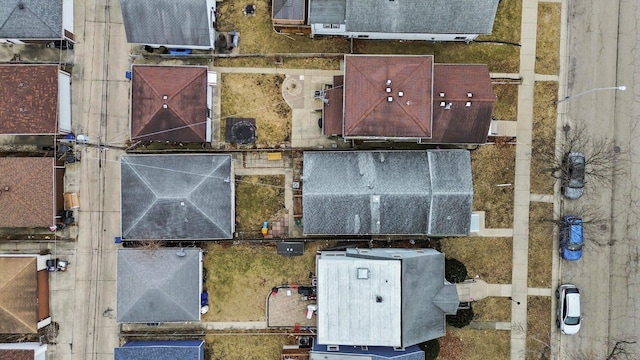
[
  {"x1": 531, "y1": 82, "x2": 559, "y2": 194},
  {"x1": 440, "y1": 237, "x2": 513, "y2": 284},
  {"x1": 536, "y1": 3, "x2": 561, "y2": 75},
  {"x1": 235, "y1": 175, "x2": 285, "y2": 232},
  {"x1": 221, "y1": 74, "x2": 292, "y2": 147},
  {"x1": 526, "y1": 296, "x2": 551, "y2": 360},
  {"x1": 203, "y1": 242, "x2": 329, "y2": 321},
  {"x1": 440, "y1": 329, "x2": 510, "y2": 360},
  {"x1": 493, "y1": 84, "x2": 519, "y2": 120},
  {"x1": 474, "y1": 297, "x2": 512, "y2": 322},
  {"x1": 472, "y1": 144, "x2": 516, "y2": 228},
  {"x1": 528, "y1": 202, "x2": 554, "y2": 287}
]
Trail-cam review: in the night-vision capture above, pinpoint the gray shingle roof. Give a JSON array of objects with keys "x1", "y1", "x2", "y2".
[
  {"x1": 115, "y1": 340, "x2": 204, "y2": 360},
  {"x1": 0, "y1": 0, "x2": 62, "y2": 39},
  {"x1": 119, "y1": 0, "x2": 212, "y2": 46},
  {"x1": 116, "y1": 248, "x2": 202, "y2": 323},
  {"x1": 121, "y1": 154, "x2": 234, "y2": 240},
  {"x1": 302, "y1": 150, "x2": 472, "y2": 236},
  {"x1": 308, "y1": 0, "x2": 346, "y2": 24},
  {"x1": 317, "y1": 249, "x2": 458, "y2": 347},
  {"x1": 309, "y1": 0, "x2": 500, "y2": 35},
  {"x1": 273, "y1": 0, "x2": 305, "y2": 20}
]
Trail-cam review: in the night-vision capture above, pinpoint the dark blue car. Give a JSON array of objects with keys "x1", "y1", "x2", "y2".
[{"x1": 560, "y1": 216, "x2": 583, "y2": 261}]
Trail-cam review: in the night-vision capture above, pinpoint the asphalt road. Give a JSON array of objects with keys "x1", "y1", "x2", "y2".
[{"x1": 558, "y1": 0, "x2": 640, "y2": 358}]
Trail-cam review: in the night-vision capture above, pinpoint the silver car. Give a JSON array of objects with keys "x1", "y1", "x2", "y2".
[
  {"x1": 556, "y1": 284, "x2": 581, "y2": 335},
  {"x1": 562, "y1": 152, "x2": 585, "y2": 199}
]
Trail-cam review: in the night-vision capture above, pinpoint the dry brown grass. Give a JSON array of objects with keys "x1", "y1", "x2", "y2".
[
  {"x1": 528, "y1": 202, "x2": 554, "y2": 287},
  {"x1": 354, "y1": 41, "x2": 520, "y2": 73},
  {"x1": 526, "y1": 296, "x2": 552, "y2": 360},
  {"x1": 472, "y1": 144, "x2": 516, "y2": 228},
  {"x1": 220, "y1": 73, "x2": 291, "y2": 147},
  {"x1": 235, "y1": 176, "x2": 285, "y2": 231},
  {"x1": 440, "y1": 329, "x2": 510, "y2": 360},
  {"x1": 473, "y1": 297, "x2": 512, "y2": 322},
  {"x1": 493, "y1": 84, "x2": 519, "y2": 120},
  {"x1": 215, "y1": 56, "x2": 341, "y2": 70},
  {"x1": 477, "y1": 0, "x2": 523, "y2": 44},
  {"x1": 215, "y1": 0, "x2": 350, "y2": 54},
  {"x1": 206, "y1": 334, "x2": 294, "y2": 360},
  {"x1": 535, "y1": 3, "x2": 561, "y2": 75},
  {"x1": 531, "y1": 81, "x2": 559, "y2": 195},
  {"x1": 440, "y1": 237, "x2": 513, "y2": 283},
  {"x1": 203, "y1": 242, "x2": 326, "y2": 321}
]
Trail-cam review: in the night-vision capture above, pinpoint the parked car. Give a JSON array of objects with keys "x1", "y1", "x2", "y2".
[
  {"x1": 562, "y1": 152, "x2": 586, "y2": 199},
  {"x1": 559, "y1": 215, "x2": 583, "y2": 261},
  {"x1": 556, "y1": 284, "x2": 581, "y2": 335}
]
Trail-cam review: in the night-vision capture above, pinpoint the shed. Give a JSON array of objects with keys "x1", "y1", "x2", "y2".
[{"x1": 277, "y1": 241, "x2": 305, "y2": 257}]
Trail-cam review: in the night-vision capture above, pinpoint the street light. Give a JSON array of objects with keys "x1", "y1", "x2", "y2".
[
  {"x1": 508, "y1": 296, "x2": 521, "y2": 305},
  {"x1": 555, "y1": 85, "x2": 626, "y2": 104}
]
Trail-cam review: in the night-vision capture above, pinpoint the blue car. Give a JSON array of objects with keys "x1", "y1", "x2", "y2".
[{"x1": 559, "y1": 216, "x2": 583, "y2": 261}]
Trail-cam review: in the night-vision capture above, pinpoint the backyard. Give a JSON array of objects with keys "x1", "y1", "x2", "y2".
[
  {"x1": 220, "y1": 74, "x2": 292, "y2": 147},
  {"x1": 202, "y1": 242, "x2": 327, "y2": 321},
  {"x1": 235, "y1": 175, "x2": 285, "y2": 232}
]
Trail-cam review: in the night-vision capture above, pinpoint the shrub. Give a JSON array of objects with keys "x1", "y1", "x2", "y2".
[
  {"x1": 445, "y1": 258, "x2": 468, "y2": 283},
  {"x1": 419, "y1": 338, "x2": 441, "y2": 360},
  {"x1": 446, "y1": 306, "x2": 474, "y2": 328}
]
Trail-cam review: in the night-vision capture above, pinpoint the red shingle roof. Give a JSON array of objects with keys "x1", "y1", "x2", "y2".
[
  {"x1": 0, "y1": 65, "x2": 59, "y2": 134},
  {"x1": 131, "y1": 66, "x2": 208, "y2": 142},
  {"x1": 426, "y1": 64, "x2": 496, "y2": 143},
  {"x1": 343, "y1": 55, "x2": 433, "y2": 138},
  {"x1": 0, "y1": 158, "x2": 54, "y2": 228}
]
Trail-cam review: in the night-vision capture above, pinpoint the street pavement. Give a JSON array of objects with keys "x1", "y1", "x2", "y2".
[{"x1": 556, "y1": 0, "x2": 640, "y2": 358}]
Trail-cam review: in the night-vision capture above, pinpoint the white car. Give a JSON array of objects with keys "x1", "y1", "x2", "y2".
[{"x1": 556, "y1": 284, "x2": 581, "y2": 335}]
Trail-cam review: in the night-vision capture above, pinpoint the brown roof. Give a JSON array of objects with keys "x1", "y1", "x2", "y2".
[
  {"x1": 343, "y1": 55, "x2": 433, "y2": 138},
  {"x1": 0, "y1": 158, "x2": 55, "y2": 228},
  {"x1": 0, "y1": 349, "x2": 34, "y2": 360},
  {"x1": 131, "y1": 66, "x2": 208, "y2": 142},
  {"x1": 322, "y1": 75, "x2": 343, "y2": 136},
  {"x1": 0, "y1": 257, "x2": 38, "y2": 333},
  {"x1": 426, "y1": 64, "x2": 495, "y2": 143},
  {"x1": 0, "y1": 65, "x2": 59, "y2": 134}
]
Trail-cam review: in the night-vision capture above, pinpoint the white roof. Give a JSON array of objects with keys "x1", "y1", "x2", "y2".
[{"x1": 317, "y1": 254, "x2": 402, "y2": 346}]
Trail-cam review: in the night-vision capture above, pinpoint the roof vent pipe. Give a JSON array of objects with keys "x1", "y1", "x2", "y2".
[
  {"x1": 387, "y1": 96, "x2": 393, "y2": 102},
  {"x1": 386, "y1": 79, "x2": 391, "y2": 85}
]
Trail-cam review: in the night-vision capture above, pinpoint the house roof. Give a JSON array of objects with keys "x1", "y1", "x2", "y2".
[
  {"x1": 308, "y1": 0, "x2": 345, "y2": 24},
  {"x1": 426, "y1": 64, "x2": 495, "y2": 143},
  {"x1": 131, "y1": 66, "x2": 208, "y2": 142},
  {"x1": 311, "y1": 344, "x2": 424, "y2": 360},
  {"x1": 302, "y1": 150, "x2": 472, "y2": 236},
  {"x1": 121, "y1": 154, "x2": 234, "y2": 240},
  {"x1": 317, "y1": 249, "x2": 458, "y2": 347},
  {"x1": 273, "y1": 0, "x2": 305, "y2": 20},
  {"x1": 115, "y1": 340, "x2": 204, "y2": 360},
  {"x1": 0, "y1": 65, "x2": 59, "y2": 134},
  {"x1": 308, "y1": 0, "x2": 500, "y2": 35},
  {"x1": 117, "y1": 249, "x2": 202, "y2": 323},
  {"x1": 0, "y1": 349, "x2": 34, "y2": 360},
  {"x1": 322, "y1": 75, "x2": 343, "y2": 136},
  {"x1": 346, "y1": 0, "x2": 499, "y2": 34},
  {"x1": 0, "y1": 0, "x2": 63, "y2": 39},
  {"x1": 324, "y1": 56, "x2": 495, "y2": 143},
  {"x1": 0, "y1": 158, "x2": 54, "y2": 228},
  {"x1": 119, "y1": 0, "x2": 212, "y2": 46},
  {"x1": 0, "y1": 257, "x2": 38, "y2": 333},
  {"x1": 343, "y1": 55, "x2": 433, "y2": 139}
]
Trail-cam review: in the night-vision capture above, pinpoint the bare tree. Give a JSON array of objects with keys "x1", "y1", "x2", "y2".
[{"x1": 537, "y1": 123, "x2": 625, "y2": 187}]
